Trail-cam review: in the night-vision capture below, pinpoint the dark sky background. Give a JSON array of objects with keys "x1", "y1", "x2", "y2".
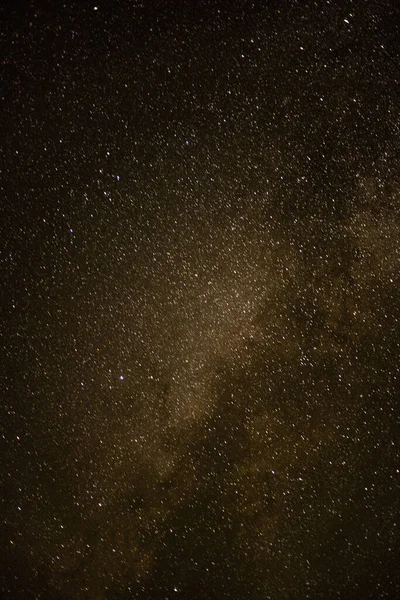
[{"x1": 1, "y1": 1, "x2": 399, "y2": 599}]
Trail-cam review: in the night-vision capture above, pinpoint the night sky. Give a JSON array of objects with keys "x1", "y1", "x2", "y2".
[{"x1": 1, "y1": 1, "x2": 400, "y2": 599}]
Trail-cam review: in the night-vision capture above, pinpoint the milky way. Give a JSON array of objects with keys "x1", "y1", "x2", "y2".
[{"x1": 2, "y1": 1, "x2": 399, "y2": 599}]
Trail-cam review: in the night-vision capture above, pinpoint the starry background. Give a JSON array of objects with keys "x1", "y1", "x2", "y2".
[{"x1": 1, "y1": 0, "x2": 399, "y2": 598}]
